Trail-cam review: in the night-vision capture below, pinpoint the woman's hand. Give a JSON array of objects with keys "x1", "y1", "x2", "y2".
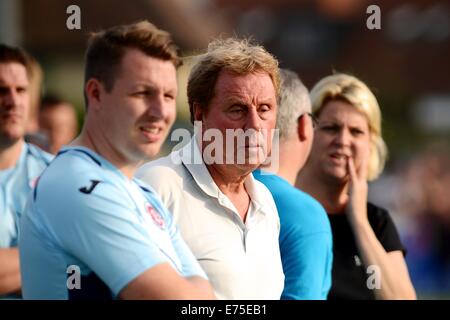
[
  {"x1": 345, "y1": 149, "x2": 417, "y2": 300},
  {"x1": 346, "y1": 151, "x2": 369, "y2": 225}
]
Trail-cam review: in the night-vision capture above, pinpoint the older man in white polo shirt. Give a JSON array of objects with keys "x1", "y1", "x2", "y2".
[{"x1": 136, "y1": 38, "x2": 284, "y2": 299}]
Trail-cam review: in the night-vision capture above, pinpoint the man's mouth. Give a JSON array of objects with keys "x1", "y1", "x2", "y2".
[
  {"x1": 1, "y1": 112, "x2": 22, "y2": 122},
  {"x1": 139, "y1": 125, "x2": 164, "y2": 142},
  {"x1": 141, "y1": 127, "x2": 161, "y2": 134}
]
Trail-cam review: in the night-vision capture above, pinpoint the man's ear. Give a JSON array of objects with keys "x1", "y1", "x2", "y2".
[
  {"x1": 297, "y1": 114, "x2": 308, "y2": 141},
  {"x1": 193, "y1": 102, "x2": 204, "y2": 122},
  {"x1": 85, "y1": 78, "x2": 103, "y2": 110}
]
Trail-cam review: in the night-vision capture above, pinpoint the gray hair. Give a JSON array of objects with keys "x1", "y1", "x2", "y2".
[
  {"x1": 187, "y1": 37, "x2": 280, "y2": 124},
  {"x1": 276, "y1": 68, "x2": 311, "y2": 140}
]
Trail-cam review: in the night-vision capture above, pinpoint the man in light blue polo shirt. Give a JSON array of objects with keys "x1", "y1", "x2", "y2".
[
  {"x1": 19, "y1": 21, "x2": 214, "y2": 300},
  {"x1": 254, "y1": 69, "x2": 333, "y2": 299},
  {"x1": 0, "y1": 44, "x2": 53, "y2": 298}
]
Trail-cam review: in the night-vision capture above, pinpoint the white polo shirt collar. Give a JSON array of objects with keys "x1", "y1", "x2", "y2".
[{"x1": 179, "y1": 137, "x2": 265, "y2": 219}]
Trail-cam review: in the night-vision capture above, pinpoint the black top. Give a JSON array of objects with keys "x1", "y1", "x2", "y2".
[{"x1": 327, "y1": 202, "x2": 405, "y2": 300}]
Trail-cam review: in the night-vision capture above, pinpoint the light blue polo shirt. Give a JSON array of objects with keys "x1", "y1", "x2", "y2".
[
  {"x1": 253, "y1": 169, "x2": 333, "y2": 300},
  {"x1": 19, "y1": 146, "x2": 206, "y2": 300},
  {"x1": 0, "y1": 142, "x2": 52, "y2": 248}
]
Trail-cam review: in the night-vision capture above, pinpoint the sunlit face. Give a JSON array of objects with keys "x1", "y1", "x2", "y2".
[
  {"x1": 309, "y1": 99, "x2": 371, "y2": 182},
  {"x1": 0, "y1": 62, "x2": 30, "y2": 145},
  {"x1": 97, "y1": 48, "x2": 177, "y2": 163},
  {"x1": 198, "y1": 70, "x2": 277, "y2": 171}
]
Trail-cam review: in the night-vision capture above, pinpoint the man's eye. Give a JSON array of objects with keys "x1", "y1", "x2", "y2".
[
  {"x1": 321, "y1": 125, "x2": 339, "y2": 132},
  {"x1": 228, "y1": 107, "x2": 246, "y2": 119},
  {"x1": 164, "y1": 93, "x2": 175, "y2": 100},
  {"x1": 260, "y1": 104, "x2": 270, "y2": 112},
  {"x1": 134, "y1": 88, "x2": 157, "y2": 96},
  {"x1": 229, "y1": 106, "x2": 245, "y2": 113}
]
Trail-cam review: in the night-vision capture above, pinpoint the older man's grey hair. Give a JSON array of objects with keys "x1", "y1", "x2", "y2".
[{"x1": 276, "y1": 69, "x2": 311, "y2": 140}]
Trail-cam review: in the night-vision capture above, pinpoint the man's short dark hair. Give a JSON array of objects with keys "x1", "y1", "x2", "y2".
[
  {"x1": 0, "y1": 43, "x2": 31, "y2": 77},
  {"x1": 40, "y1": 94, "x2": 68, "y2": 112},
  {"x1": 83, "y1": 20, "x2": 181, "y2": 107}
]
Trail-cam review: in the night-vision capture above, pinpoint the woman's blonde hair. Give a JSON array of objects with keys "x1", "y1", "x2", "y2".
[{"x1": 310, "y1": 73, "x2": 388, "y2": 181}]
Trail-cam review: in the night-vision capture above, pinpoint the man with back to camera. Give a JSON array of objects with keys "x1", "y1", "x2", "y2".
[
  {"x1": 253, "y1": 69, "x2": 333, "y2": 299},
  {"x1": 19, "y1": 21, "x2": 215, "y2": 300},
  {"x1": 0, "y1": 44, "x2": 53, "y2": 299}
]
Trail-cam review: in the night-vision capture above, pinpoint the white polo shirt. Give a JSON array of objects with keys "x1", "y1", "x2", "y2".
[{"x1": 136, "y1": 138, "x2": 284, "y2": 300}]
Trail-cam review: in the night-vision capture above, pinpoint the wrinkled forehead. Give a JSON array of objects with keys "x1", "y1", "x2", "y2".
[{"x1": 213, "y1": 70, "x2": 276, "y2": 99}]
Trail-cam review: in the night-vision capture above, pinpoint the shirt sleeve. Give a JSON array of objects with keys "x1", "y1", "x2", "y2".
[
  {"x1": 148, "y1": 189, "x2": 208, "y2": 280},
  {"x1": 38, "y1": 179, "x2": 174, "y2": 296},
  {"x1": 136, "y1": 163, "x2": 175, "y2": 207}
]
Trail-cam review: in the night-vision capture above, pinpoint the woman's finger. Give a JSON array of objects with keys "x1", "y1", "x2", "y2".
[
  {"x1": 347, "y1": 156, "x2": 357, "y2": 182},
  {"x1": 357, "y1": 147, "x2": 370, "y2": 181}
]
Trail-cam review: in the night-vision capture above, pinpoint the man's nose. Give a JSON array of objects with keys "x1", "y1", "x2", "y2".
[
  {"x1": 147, "y1": 94, "x2": 167, "y2": 119},
  {"x1": 244, "y1": 108, "x2": 262, "y2": 131},
  {"x1": 1, "y1": 89, "x2": 19, "y2": 109}
]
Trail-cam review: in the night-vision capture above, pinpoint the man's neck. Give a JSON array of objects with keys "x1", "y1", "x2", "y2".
[
  {"x1": 0, "y1": 139, "x2": 24, "y2": 170},
  {"x1": 206, "y1": 163, "x2": 252, "y2": 222},
  {"x1": 71, "y1": 127, "x2": 141, "y2": 180},
  {"x1": 206, "y1": 163, "x2": 249, "y2": 195},
  {"x1": 260, "y1": 142, "x2": 303, "y2": 185}
]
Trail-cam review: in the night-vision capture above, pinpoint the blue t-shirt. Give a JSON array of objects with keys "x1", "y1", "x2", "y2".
[
  {"x1": 253, "y1": 169, "x2": 333, "y2": 300},
  {"x1": 0, "y1": 142, "x2": 53, "y2": 248},
  {"x1": 19, "y1": 146, "x2": 206, "y2": 300}
]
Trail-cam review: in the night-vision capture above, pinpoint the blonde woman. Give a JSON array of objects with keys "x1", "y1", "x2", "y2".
[{"x1": 297, "y1": 73, "x2": 416, "y2": 300}]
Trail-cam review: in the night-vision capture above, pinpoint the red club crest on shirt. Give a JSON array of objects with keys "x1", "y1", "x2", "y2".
[{"x1": 145, "y1": 203, "x2": 165, "y2": 229}]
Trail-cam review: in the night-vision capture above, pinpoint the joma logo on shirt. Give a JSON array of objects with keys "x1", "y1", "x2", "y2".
[{"x1": 79, "y1": 180, "x2": 101, "y2": 194}]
